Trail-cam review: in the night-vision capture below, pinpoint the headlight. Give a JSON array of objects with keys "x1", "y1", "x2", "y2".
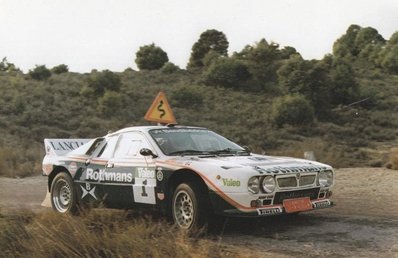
[
  {"x1": 248, "y1": 177, "x2": 260, "y2": 194},
  {"x1": 318, "y1": 170, "x2": 333, "y2": 187},
  {"x1": 261, "y1": 176, "x2": 276, "y2": 193}
]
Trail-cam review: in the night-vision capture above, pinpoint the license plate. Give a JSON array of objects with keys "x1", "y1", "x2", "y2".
[{"x1": 283, "y1": 197, "x2": 313, "y2": 213}]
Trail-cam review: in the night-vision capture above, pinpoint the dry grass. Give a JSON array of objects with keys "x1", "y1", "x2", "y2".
[
  {"x1": 0, "y1": 210, "x2": 240, "y2": 258},
  {"x1": 386, "y1": 147, "x2": 398, "y2": 170}
]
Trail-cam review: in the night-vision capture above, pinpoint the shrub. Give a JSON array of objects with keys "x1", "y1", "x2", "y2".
[
  {"x1": 0, "y1": 146, "x2": 41, "y2": 178},
  {"x1": 161, "y1": 62, "x2": 180, "y2": 74},
  {"x1": 172, "y1": 87, "x2": 203, "y2": 108},
  {"x1": 97, "y1": 91, "x2": 125, "y2": 116},
  {"x1": 135, "y1": 43, "x2": 169, "y2": 70},
  {"x1": 51, "y1": 64, "x2": 69, "y2": 74},
  {"x1": 386, "y1": 148, "x2": 398, "y2": 170},
  {"x1": 203, "y1": 58, "x2": 251, "y2": 88},
  {"x1": 87, "y1": 70, "x2": 121, "y2": 95},
  {"x1": 271, "y1": 94, "x2": 314, "y2": 127},
  {"x1": 28, "y1": 65, "x2": 51, "y2": 80}
]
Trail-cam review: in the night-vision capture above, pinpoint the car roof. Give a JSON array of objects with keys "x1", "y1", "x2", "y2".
[{"x1": 107, "y1": 125, "x2": 206, "y2": 136}]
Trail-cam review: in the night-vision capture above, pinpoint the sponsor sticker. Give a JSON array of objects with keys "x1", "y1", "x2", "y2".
[
  {"x1": 313, "y1": 199, "x2": 331, "y2": 208},
  {"x1": 81, "y1": 183, "x2": 97, "y2": 200},
  {"x1": 137, "y1": 167, "x2": 155, "y2": 179},
  {"x1": 221, "y1": 178, "x2": 241, "y2": 187},
  {"x1": 257, "y1": 207, "x2": 282, "y2": 216},
  {"x1": 86, "y1": 168, "x2": 133, "y2": 183},
  {"x1": 156, "y1": 170, "x2": 164, "y2": 181},
  {"x1": 157, "y1": 193, "x2": 165, "y2": 200}
]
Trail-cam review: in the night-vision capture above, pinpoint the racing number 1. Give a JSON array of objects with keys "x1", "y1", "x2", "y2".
[{"x1": 141, "y1": 179, "x2": 148, "y2": 197}]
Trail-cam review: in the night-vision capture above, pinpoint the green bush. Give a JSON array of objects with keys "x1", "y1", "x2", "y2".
[
  {"x1": 28, "y1": 65, "x2": 51, "y2": 80},
  {"x1": 203, "y1": 58, "x2": 251, "y2": 88},
  {"x1": 160, "y1": 62, "x2": 180, "y2": 74},
  {"x1": 86, "y1": 70, "x2": 121, "y2": 95},
  {"x1": 271, "y1": 94, "x2": 314, "y2": 127},
  {"x1": 97, "y1": 91, "x2": 125, "y2": 116},
  {"x1": 135, "y1": 43, "x2": 169, "y2": 70},
  {"x1": 51, "y1": 64, "x2": 69, "y2": 74},
  {"x1": 172, "y1": 87, "x2": 203, "y2": 108}
]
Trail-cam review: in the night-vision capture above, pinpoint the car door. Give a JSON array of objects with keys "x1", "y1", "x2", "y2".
[
  {"x1": 75, "y1": 135, "x2": 119, "y2": 206},
  {"x1": 103, "y1": 131, "x2": 158, "y2": 208}
]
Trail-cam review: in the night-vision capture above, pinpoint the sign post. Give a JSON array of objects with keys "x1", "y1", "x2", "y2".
[{"x1": 144, "y1": 91, "x2": 177, "y2": 124}]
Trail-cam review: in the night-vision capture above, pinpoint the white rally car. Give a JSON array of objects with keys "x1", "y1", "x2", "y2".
[{"x1": 42, "y1": 125, "x2": 334, "y2": 229}]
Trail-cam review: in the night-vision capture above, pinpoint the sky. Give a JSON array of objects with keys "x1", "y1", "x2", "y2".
[{"x1": 0, "y1": 0, "x2": 397, "y2": 73}]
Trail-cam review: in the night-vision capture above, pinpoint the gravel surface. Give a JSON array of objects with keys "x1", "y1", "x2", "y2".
[{"x1": 1, "y1": 168, "x2": 397, "y2": 257}]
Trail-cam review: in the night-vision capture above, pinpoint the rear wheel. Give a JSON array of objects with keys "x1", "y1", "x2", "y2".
[
  {"x1": 51, "y1": 172, "x2": 78, "y2": 214},
  {"x1": 172, "y1": 183, "x2": 208, "y2": 230}
]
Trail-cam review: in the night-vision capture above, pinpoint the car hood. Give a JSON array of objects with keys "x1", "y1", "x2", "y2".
[{"x1": 165, "y1": 154, "x2": 331, "y2": 175}]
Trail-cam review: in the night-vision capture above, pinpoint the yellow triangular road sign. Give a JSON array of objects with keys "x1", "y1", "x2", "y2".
[{"x1": 144, "y1": 91, "x2": 177, "y2": 124}]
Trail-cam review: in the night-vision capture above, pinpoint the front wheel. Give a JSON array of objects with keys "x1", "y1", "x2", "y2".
[
  {"x1": 51, "y1": 172, "x2": 78, "y2": 214},
  {"x1": 172, "y1": 183, "x2": 208, "y2": 230}
]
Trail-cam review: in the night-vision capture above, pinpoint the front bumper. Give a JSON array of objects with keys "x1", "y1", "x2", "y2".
[{"x1": 221, "y1": 199, "x2": 334, "y2": 217}]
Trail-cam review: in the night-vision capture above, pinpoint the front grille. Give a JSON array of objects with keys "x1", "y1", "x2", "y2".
[
  {"x1": 273, "y1": 188, "x2": 320, "y2": 204},
  {"x1": 277, "y1": 177, "x2": 297, "y2": 187},
  {"x1": 277, "y1": 174, "x2": 316, "y2": 188},
  {"x1": 300, "y1": 175, "x2": 316, "y2": 186}
]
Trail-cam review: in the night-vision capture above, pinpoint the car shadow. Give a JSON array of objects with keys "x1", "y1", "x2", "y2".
[{"x1": 207, "y1": 212, "x2": 336, "y2": 237}]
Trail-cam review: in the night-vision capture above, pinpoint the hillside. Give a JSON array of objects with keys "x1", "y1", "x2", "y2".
[{"x1": 0, "y1": 25, "x2": 397, "y2": 177}]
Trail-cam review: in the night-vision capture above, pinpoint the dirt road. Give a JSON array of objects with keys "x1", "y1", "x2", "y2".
[{"x1": 1, "y1": 168, "x2": 398, "y2": 257}]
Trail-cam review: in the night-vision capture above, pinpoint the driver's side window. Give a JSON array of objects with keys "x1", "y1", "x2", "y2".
[{"x1": 113, "y1": 132, "x2": 151, "y2": 159}]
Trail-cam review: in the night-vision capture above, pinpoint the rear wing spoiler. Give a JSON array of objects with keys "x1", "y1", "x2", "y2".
[{"x1": 44, "y1": 139, "x2": 92, "y2": 156}]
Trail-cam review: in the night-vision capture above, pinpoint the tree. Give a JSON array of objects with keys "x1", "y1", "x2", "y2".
[
  {"x1": 188, "y1": 29, "x2": 229, "y2": 68},
  {"x1": 277, "y1": 57, "x2": 332, "y2": 119},
  {"x1": 379, "y1": 32, "x2": 398, "y2": 74},
  {"x1": 329, "y1": 58, "x2": 359, "y2": 105},
  {"x1": 235, "y1": 39, "x2": 282, "y2": 86},
  {"x1": 333, "y1": 25, "x2": 385, "y2": 61},
  {"x1": 28, "y1": 65, "x2": 51, "y2": 80},
  {"x1": 381, "y1": 45, "x2": 398, "y2": 74},
  {"x1": 135, "y1": 43, "x2": 169, "y2": 70},
  {"x1": 354, "y1": 27, "x2": 385, "y2": 53},
  {"x1": 333, "y1": 24, "x2": 361, "y2": 58},
  {"x1": 203, "y1": 58, "x2": 251, "y2": 88},
  {"x1": 270, "y1": 94, "x2": 314, "y2": 127},
  {"x1": 280, "y1": 46, "x2": 299, "y2": 59},
  {"x1": 0, "y1": 57, "x2": 18, "y2": 72},
  {"x1": 51, "y1": 64, "x2": 69, "y2": 74}
]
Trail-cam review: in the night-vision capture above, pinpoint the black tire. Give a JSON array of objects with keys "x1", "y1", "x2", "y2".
[
  {"x1": 50, "y1": 172, "x2": 78, "y2": 214},
  {"x1": 172, "y1": 183, "x2": 208, "y2": 230}
]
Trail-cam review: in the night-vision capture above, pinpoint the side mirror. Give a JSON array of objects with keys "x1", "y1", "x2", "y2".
[{"x1": 139, "y1": 148, "x2": 158, "y2": 158}]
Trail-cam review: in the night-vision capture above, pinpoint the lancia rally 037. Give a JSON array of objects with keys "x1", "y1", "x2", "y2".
[{"x1": 42, "y1": 125, "x2": 334, "y2": 229}]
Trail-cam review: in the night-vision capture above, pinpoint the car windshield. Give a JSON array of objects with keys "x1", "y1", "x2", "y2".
[{"x1": 149, "y1": 128, "x2": 247, "y2": 156}]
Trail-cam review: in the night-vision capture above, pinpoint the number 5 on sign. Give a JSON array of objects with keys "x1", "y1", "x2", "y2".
[{"x1": 144, "y1": 91, "x2": 177, "y2": 124}]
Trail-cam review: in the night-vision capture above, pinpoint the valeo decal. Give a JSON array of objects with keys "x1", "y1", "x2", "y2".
[
  {"x1": 136, "y1": 167, "x2": 155, "y2": 179},
  {"x1": 221, "y1": 178, "x2": 241, "y2": 187}
]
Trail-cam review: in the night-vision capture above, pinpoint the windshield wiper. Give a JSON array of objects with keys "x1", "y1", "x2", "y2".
[
  {"x1": 168, "y1": 150, "x2": 210, "y2": 156},
  {"x1": 208, "y1": 148, "x2": 244, "y2": 155}
]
